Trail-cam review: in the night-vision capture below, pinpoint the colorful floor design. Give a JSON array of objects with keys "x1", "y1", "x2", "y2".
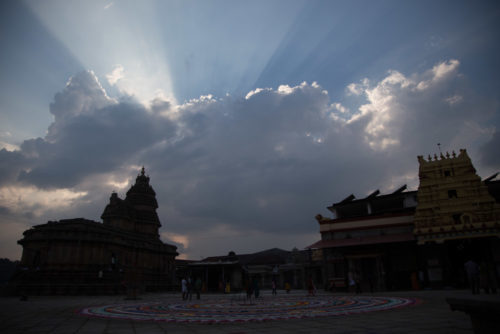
[{"x1": 79, "y1": 295, "x2": 419, "y2": 323}]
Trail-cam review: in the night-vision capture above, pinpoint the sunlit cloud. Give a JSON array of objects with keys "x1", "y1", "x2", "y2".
[
  {"x1": 347, "y1": 78, "x2": 369, "y2": 96},
  {"x1": 0, "y1": 220, "x2": 30, "y2": 260},
  {"x1": 245, "y1": 87, "x2": 271, "y2": 100},
  {"x1": 345, "y1": 60, "x2": 471, "y2": 152},
  {"x1": 106, "y1": 64, "x2": 124, "y2": 85},
  {"x1": 432, "y1": 59, "x2": 460, "y2": 80},
  {"x1": 104, "y1": 2, "x2": 114, "y2": 10},
  {"x1": 106, "y1": 178, "x2": 129, "y2": 190},
  {"x1": 0, "y1": 186, "x2": 87, "y2": 217},
  {"x1": 385, "y1": 171, "x2": 419, "y2": 193},
  {"x1": 417, "y1": 59, "x2": 460, "y2": 90},
  {"x1": 332, "y1": 102, "x2": 349, "y2": 113},
  {"x1": 0, "y1": 142, "x2": 19, "y2": 152},
  {"x1": 161, "y1": 232, "x2": 190, "y2": 259},
  {"x1": 445, "y1": 95, "x2": 463, "y2": 105}
]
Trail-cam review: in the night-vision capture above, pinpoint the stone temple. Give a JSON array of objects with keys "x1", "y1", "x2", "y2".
[{"x1": 12, "y1": 168, "x2": 178, "y2": 295}]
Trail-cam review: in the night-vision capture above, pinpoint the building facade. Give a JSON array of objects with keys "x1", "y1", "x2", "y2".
[
  {"x1": 12, "y1": 168, "x2": 178, "y2": 295},
  {"x1": 311, "y1": 149, "x2": 500, "y2": 291},
  {"x1": 186, "y1": 248, "x2": 318, "y2": 292},
  {"x1": 309, "y1": 187, "x2": 418, "y2": 292}
]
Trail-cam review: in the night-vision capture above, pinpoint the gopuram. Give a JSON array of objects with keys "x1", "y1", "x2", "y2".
[
  {"x1": 414, "y1": 149, "x2": 500, "y2": 287},
  {"x1": 11, "y1": 168, "x2": 178, "y2": 295},
  {"x1": 414, "y1": 149, "x2": 500, "y2": 243}
]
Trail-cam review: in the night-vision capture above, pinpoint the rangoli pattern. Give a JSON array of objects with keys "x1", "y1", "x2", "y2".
[{"x1": 80, "y1": 295, "x2": 418, "y2": 323}]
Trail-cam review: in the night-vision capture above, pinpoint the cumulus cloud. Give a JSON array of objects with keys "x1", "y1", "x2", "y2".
[
  {"x1": 332, "y1": 103, "x2": 349, "y2": 114},
  {"x1": 416, "y1": 59, "x2": 460, "y2": 91},
  {"x1": 0, "y1": 149, "x2": 31, "y2": 187},
  {"x1": 346, "y1": 59, "x2": 492, "y2": 153},
  {"x1": 13, "y1": 71, "x2": 177, "y2": 189},
  {"x1": 347, "y1": 78, "x2": 369, "y2": 96},
  {"x1": 150, "y1": 97, "x2": 171, "y2": 114},
  {"x1": 445, "y1": 95, "x2": 463, "y2": 105},
  {"x1": 0, "y1": 186, "x2": 87, "y2": 218},
  {"x1": 106, "y1": 64, "x2": 124, "y2": 85},
  {"x1": 1, "y1": 59, "x2": 498, "y2": 260},
  {"x1": 50, "y1": 71, "x2": 114, "y2": 124}
]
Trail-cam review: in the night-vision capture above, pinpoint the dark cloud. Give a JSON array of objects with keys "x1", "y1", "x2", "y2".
[
  {"x1": 480, "y1": 129, "x2": 500, "y2": 167},
  {"x1": 144, "y1": 62, "x2": 499, "y2": 244},
  {"x1": 0, "y1": 148, "x2": 31, "y2": 186},
  {"x1": 0, "y1": 206, "x2": 11, "y2": 215},
  {"x1": 145, "y1": 85, "x2": 393, "y2": 236},
  {"x1": 14, "y1": 71, "x2": 177, "y2": 189},
  {"x1": 150, "y1": 98, "x2": 171, "y2": 114}
]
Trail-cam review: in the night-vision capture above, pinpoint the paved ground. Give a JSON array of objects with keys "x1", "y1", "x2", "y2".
[{"x1": 0, "y1": 289, "x2": 495, "y2": 333}]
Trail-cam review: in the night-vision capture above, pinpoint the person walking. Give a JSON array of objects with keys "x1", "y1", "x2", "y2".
[
  {"x1": 195, "y1": 277, "x2": 202, "y2": 300},
  {"x1": 348, "y1": 271, "x2": 356, "y2": 293},
  {"x1": 307, "y1": 276, "x2": 316, "y2": 296},
  {"x1": 245, "y1": 278, "x2": 254, "y2": 301},
  {"x1": 253, "y1": 276, "x2": 260, "y2": 298},
  {"x1": 355, "y1": 271, "x2": 362, "y2": 294},
  {"x1": 181, "y1": 277, "x2": 188, "y2": 300},
  {"x1": 284, "y1": 281, "x2": 291, "y2": 294},
  {"x1": 464, "y1": 258, "x2": 480, "y2": 294},
  {"x1": 187, "y1": 276, "x2": 193, "y2": 301}
]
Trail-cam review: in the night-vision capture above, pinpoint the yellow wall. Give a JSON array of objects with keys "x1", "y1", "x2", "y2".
[{"x1": 414, "y1": 149, "x2": 500, "y2": 244}]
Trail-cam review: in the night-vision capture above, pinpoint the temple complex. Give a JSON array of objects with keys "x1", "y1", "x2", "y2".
[
  {"x1": 12, "y1": 168, "x2": 178, "y2": 295},
  {"x1": 310, "y1": 149, "x2": 500, "y2": 291}
]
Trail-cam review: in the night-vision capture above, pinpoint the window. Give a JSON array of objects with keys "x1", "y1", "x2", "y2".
[
  {"x1": 448, "y1": 190, "x2": 457, "y2": 198},
  {"x1": 452, "y1": 214, "x2": 461, "y2": 224},
  {"x1": 444, "y1": 170, "x2": 451, "y2": 177}
]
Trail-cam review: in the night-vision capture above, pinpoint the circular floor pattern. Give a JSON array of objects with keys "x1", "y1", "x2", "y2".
[{"x1": 80, "y1": 295, "x2": 419, "y2": 323}]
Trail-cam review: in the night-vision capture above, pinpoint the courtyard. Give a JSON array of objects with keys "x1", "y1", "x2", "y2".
[{"x1": 0, "y1": 289, "x2": 484, "y2": 333}]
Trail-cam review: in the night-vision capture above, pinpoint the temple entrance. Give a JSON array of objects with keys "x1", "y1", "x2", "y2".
[
  {"x1": 207, "y1": 267, "x2": 221, "y2": 291},
  {"x1": 444, "y1": 237, "x2": 499, "y2": 289},
  {"x1": 347, "y1": 255, "x2": 382, "y2": 292},
  {"x1": 361, "y1": 257, "x2": 377, "y2": 293}
]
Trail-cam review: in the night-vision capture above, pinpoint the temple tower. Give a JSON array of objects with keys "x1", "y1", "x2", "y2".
[
  {"x1": 414, "y1": 149, "x2": 500, "y2": 244},
  {"x1": 102, "y1": 167, "x2": 161, "y2": 238}
]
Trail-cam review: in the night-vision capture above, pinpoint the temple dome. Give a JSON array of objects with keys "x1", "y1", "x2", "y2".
[{"x1": 125, "y1": 167, "x2": 159, "y2": 209}]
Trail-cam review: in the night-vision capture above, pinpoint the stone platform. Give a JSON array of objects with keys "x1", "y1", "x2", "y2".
[{"x1": 0, "y1": 289, "x2": 482, "y2": 333}]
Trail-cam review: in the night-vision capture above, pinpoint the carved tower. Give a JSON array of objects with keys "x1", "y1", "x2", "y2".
[
  {"x1": 101, "y1": 167, "x2": 161, "y2": 238},
  {"x1": 414, "y1": 149, "x2": 500, "y2": 244}
]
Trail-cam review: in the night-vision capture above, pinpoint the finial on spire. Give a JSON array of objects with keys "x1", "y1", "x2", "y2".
[{"x1": 141, "y1": 166, "x2": 145, "y2": 176}]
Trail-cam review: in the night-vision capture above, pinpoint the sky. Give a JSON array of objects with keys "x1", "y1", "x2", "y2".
[{"x1": 1, "y1": 0, "x2": 499, "y2": 261}]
